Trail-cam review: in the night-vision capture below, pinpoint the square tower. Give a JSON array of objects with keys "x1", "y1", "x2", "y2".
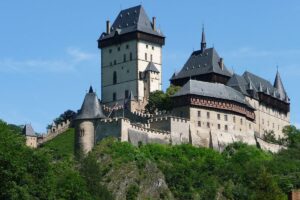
[{"x1": 98, "y1": 5, "x2": 165, "y2": 111}]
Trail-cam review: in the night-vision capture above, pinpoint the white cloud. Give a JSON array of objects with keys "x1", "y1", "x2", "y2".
[
  {"x1": 0, "y1": 47, "x2": 97, "y2": 73},
  {"x1": 67, "y1": 47, "x2": 96, "y2": 62}
]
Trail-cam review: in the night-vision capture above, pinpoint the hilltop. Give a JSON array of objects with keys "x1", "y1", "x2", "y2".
[{"x1": 1, "y1": 119, "x2": 300, "y2": 199}]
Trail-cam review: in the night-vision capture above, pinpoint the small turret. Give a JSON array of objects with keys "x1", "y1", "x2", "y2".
[
  {"x1": 274, "y1": 70, "x2": 287, "y2": 100},
  {"x1": 74, "y1": 86, "x2": 106, "y2": 156}
]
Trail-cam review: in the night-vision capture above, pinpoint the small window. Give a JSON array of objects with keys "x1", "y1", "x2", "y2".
[
  {"x1": 198, "y1": 111, "x2": 201, "y2": 117},
  {"x1": 218, "y1": 124, "x2": 221, "y2": 129},
  {"x1": 123, "y1": 54, "x2": 126, "y2": 62},
  {"x1": 114, "y1": 60, "x2": 117, "y2": 65},
  {"x1": 109, "y1": 49, "x2": 112, "y2": 53},
  {"x1": 145, "y1": 53, "x2": 147, "y2": 61},
  {"x1": 146, "y1": 44, "x2": 148, "y2": 48},
  {"x1": 240, "y1": 118, "x2": 243, "y2": 125},
  {"x1": 139, "y1": 71, "x2": 143, "y2": 80},
  {"x1": 152, "y1": 46, "x2": 154, "y2": 50},
  {"x1": 249, "y1": 123, "x2": 252, "y2": 129},
  {"x1": 126, "y1": 44, "x2": 129, "y2": 49},
  {"x1": 118, "y1": 47, "x2": 120, "y2": 51},
  {"x1": 113, "y1": 92, "x2": 116, "y2": 101},
  {"x1": 207, "y1": 112, "x2": 210, "y2": 119},
  {"x1": 150, "y1": 54, "x2": 153, "y2": 61},
  {"x1": 80, "y1": 129, "x2": 85, "y2": 137},
  {"x1": 110, "y1": 62, "x2": 112, "y2": 66},
  {"x1": 233, "y1": 116, "x2": 236, "y2": 123},
  {"x1": 224, "y1": 115, "x2": 228, "y2": 121},
  {"x1": 125, "y1": 90, "x2": 129, "y2": 98},
  {"x1": 198, "y1": 121, "x2": 201, "y2": 127},
  {"x1": 130, "y1": 52, "x2": 133, "y2": 61},
  {"x1": 225, "y1": 125, "x2": 228, "y2": 132},
  {"x1": 113, "y1": 71, "x2": 117, "y2": 84},
  {"x1": 127, "y1": 69, "x2": 130, "y2": 73},
  {"x1": 217, "y1": 114, "x2": 220, "y2": 120},
  {"x1": 207, "y1": 122, "x2": 210, "y2": 128}
]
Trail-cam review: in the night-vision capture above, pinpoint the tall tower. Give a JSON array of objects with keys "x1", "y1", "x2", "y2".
[{"x1": 98, "y1": 5, "x2": 165, "y2": 111}]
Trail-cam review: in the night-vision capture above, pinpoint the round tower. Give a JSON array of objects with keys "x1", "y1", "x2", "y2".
[{"x1": 74, "y1": 86, "x2": 106, "y2": 155}]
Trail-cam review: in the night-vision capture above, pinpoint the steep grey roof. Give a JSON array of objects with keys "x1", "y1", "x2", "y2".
[
  {"x1": 227, "y1": 71, "x2": 288, "y2": 102},
  {"x1": 75, "y1": 87, "x2": 106, "y2": 120},
  {"x1": 173, "y1": 80, "x2": 252, "y2": 108},
  {"x1": 22, "y1": 124, "x2": 36, "y2": 137},
  {"x1": 145, "y1": 62, "x2": 159, "y2": 73},
  {"x1": 100, "y1": 5, "x2": 164, "y2": 41},
  {"x1": 274, "y1": 71, "x2": 287, "y2": 100},
  {"x1": 226, "y1": 73, "x2": 249, "y2": 95},
  {"x1": 170, "y1": 48, "x2": 232, "y2": 81}
]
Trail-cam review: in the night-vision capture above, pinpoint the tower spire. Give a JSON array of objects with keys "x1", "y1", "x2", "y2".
[
  {"x1": 201, "y1": 25, "x2": 206, "y2": 53},
  {"x1": 274, "y1": 69, "x2": 287, "y2": 99}
]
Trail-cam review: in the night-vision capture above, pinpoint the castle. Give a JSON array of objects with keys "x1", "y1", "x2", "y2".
[{"x1": 72, "y1": 5, "x2": 290, "y2": 155}]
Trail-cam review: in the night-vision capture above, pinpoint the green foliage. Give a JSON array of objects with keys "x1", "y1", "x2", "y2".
[
  {"x1": 1, "y1": 119, "x2": 300, "y2": 199},
  {"x1": 40, "y1": 128, "x2": 75, "y2": 160},
  {"x1": 126, "y1": 184, "x2": 139, "y2": 200},
  {"x1": 145, "y1": 84, "x2": 180, "y2": 113}
]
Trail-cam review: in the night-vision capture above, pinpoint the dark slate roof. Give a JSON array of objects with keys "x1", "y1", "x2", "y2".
[
  {"x1": 273, "y1": 71, "x2": 287, "y2": 100},
  {"x1": 170, "y1": 48, "x2": 232, "y2": 81},
  {"x1": 145, "y1": 62, "x2": 159, "y2": 73},
  {"x1": 75, "y1": 87, "x2": 106, "y2": 120},
  {"x1": 227, "y1": 71, "x2": 288, "y2": 102},
  {"x1": 226, "y1": 73, "x2": 249, "y2": 96},
  {"x1": 173, "y1": 80, "x2": 252, "y2": 108},
  {"x1": 22, "y1": 124, "x2": 36, "y2": 137},
  {"x1": 99, "y1": 5, "x2": 164, "y2": 41}
]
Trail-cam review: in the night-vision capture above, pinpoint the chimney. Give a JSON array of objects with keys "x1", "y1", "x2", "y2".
[
  {"x1": 219, "y1": 58, "x2": 224, "y2": 70},
  {"x1": 106, "y1": 20, "x2": 110, "y2": 34},
  {"x1": 152, "y1": 17, "x2": 156, "y2": 31}
]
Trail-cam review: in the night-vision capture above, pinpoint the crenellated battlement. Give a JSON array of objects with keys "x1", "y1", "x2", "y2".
[
  {"x1": 130, "y1": 123, "x2": 170, "y2": 135},
  {"x1": 148, "y1": 115, "x2": 189, "y2": 124},
  {"x1": 39, "y1": 120, "x2": 71, "y2": 144}
]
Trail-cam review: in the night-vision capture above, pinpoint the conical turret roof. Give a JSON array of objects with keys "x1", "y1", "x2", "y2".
[
  {"x1": 274, "y1": 71, "x2": 287, "y2": 99},
  {"x1": 75, "y1": 86, "x2": 106, "y2": 120}
]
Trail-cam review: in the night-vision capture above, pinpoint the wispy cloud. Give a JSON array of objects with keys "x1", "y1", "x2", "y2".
[{"x1": 0, "y1": 47, "x2": 97, "y2": 73}]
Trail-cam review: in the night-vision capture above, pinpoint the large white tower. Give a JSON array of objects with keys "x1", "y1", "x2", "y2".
[{"x1": 98, "y1": 5, "x2": 165, "y2": 111}]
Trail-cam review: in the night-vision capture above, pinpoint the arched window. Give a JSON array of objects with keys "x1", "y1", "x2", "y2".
[{"x1": 113, "y1": 71, "x2": 117, "y2": 84}]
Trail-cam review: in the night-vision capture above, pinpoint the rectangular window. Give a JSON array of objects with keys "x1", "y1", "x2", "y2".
[
  {"x1": 217, "y1": 114, "x2": 220, "y2": 120},
  {"x1": 126, "y1": 44, "x2": 129, "y2": 49},
  {"x1": 233, "y1": 116, "x2": 236, "y2": 123},
  {"x1": 207, "y1": 122, "x2": 210, "y2": 128},
  {"x1": 139, "y1": 71, "x2": 143, "y2": 80},
  {"x1": 198, "y1": 121, "x2": 201, "y2": 127},
  {"x1": 240, "y1": 118, "x2": 243, "y2": 125},
  {"x1": 117, "y1": 47, "x2": 120, "y2": 51},
  {"x1": 207, "y1": 112, "x2": 210, "y2": 119},
  {"x1": 198, "y1": 111, "x2": 201, "y2": 117},
  {"x1": 114, "y1": 60, "x2": 116, "y2": 65},
  {"x1": 152, "y1": 46, "x2": 154, "y2": 50},
  {"x1": 150, "y1": 54, "x2": 153, "y2": 61},
  {"x1": 146, "y1": 44, "x2": 148, "y2": 48},
  {"x1": 113, "y1": 92, "x2": 116, "y2": 101},
  {"x1": 225, "y1": 125, "x2": 228, "y2": 132},
  {"x1": 130, "y1": 52, "x2": 133, "y2": 61},
  {"x1": 218, "y1": 124, "x2": 221, "y2": 129},
  {"x1": 109, "y1": 49, "x2": 112, "y2": 53},
  {"x1": 224, "y1": 115, "x2": 228, "y2": 121},
  {"x1": 249, "y1": 123, "x2": 252, "y2": 129},
  {"x1": 125, "y1": 90, "x2": 129, "y2": 98},
  {"x1": 123, "y1": 54, "x2": 126, "y2": 62},
  {"x1": 145, "y1": 53, "x2": 147, "y2": 61}
]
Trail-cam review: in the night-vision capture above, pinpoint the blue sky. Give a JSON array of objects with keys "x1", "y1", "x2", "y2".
[{"x1": 1, "y1": 0, "x2": 300, "y2": 132}]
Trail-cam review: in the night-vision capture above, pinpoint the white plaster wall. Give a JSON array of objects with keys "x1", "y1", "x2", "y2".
[
  {"x1": 101, "y1": 40, "x2": 138, "y2": 104},
  {"x1": 26, "y1": 136, "x2": 37, "y2": 148}
]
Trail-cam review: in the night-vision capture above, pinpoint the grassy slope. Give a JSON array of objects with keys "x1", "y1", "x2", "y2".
[{"x1": 41, "y1": 128, "x2": 75, "y2": 159}]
